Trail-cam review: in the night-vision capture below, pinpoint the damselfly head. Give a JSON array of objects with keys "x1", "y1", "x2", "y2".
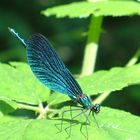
[{"x1": 92, "y1": 104, "x2": 100, "y2": 113}]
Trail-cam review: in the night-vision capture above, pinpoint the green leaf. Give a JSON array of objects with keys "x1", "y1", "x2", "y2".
[
  {"x1": 1, "y1": 62, "x2": 140, "y2": 107},
  {"x1": 0, "y1": 107, "x2": 139, "y2": 140},
  {"x1": 48, "y1": 92, "x2": 70, "y2": 106},
  {"x1": 0, "y1": 97, "x2": 17, "y2": 114},
  {"x1": 0, "y1": 96, "x2": 17, "y2": 109},
  {"x1": 42, "y1": 1, "x2": 140, "y2": 18},
  {"x1": 0, "y1": 111, "x2": 3, "y2": 117},
  {"x1": 78, "y1": 64, "x2": 140, "y2": 95},
  {"x1": 0, "y1": 62, "x2": 50, "y2": 105}
]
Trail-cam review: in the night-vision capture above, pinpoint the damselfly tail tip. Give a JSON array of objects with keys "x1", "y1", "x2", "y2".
[
  {"x1": 8, "y1": 27, "x2": 16, "y2": 36},
  {"x1": 8, "y1": 27, "x2": 27, "y2": 48},
  {"x1": 8, "y1": 27, "x2": 13, "y2": 32}
]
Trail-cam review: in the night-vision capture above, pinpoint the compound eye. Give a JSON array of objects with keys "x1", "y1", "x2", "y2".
[{"x1": 94, "y1": 104, "x2": 100, "y2": 113}]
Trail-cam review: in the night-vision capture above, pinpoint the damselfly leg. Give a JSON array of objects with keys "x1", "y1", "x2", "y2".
[
  {"x1": 65, "y1": 108, "x2": 89, "y2": 139},
  {"x1": 55, "y1": 106, "x2": 83, "y2": 133},
  {"x1": 92, "y1": 112, "x2": 100, "y2": 129}
]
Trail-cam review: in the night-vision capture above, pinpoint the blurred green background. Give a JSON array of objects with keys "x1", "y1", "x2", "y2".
[{"x1": 1, "y1": 0, "x2": 140, "y2": 116}]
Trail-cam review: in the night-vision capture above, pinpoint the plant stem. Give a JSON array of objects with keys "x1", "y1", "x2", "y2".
[
  {"x1": 93, "y1": 48, "x2": 140, "y2": 104},
  {"x1": 81, "y1": 16, "x2": 103, "y2": 76},
  {"x1": 37, "y1": 104, "x2": 58, "y2": 119},
  {"x1": 93, "y1": 92, "x2": 110, "y2": 104},
  {"x1": 17, "y1": 103, "x2": 40, "y2": 112},
  {"x1": 126, "y1": 48, "x2": 140, "y2": 67},
  {"x1": 17, "y1": 102, "x2": 59, "y2": 119}
]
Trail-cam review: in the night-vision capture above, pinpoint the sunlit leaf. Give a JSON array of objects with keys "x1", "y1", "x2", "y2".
[{"x1": 42, "y1": 1, "x2": 140, "y2": 18}]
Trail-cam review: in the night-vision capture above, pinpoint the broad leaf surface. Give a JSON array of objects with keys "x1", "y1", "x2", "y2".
[
  {"x1": 0, "y1": 96, "x2": 17, "y2": 109},
  {"x1": 42, "y1": 1, "x2": 140, "y2": 18},
  {"x1": 1, "y1": 62, "x2": 140, "y2": 107},
  {"x1": 79, "y1": 64, "x2": 140, "y2": 95},
  {"x1": 0, "y1": 62, "x2": 50, "y2": 105},
  {"x1": 0, "y1": 107, "x2": 139, "y2": 140},
  {"x1": 0, "y1": 96, "x2": 17, "y2": 114},
  {"x1": 48, "y1": 92, "x2": 69, "y2": 106}
]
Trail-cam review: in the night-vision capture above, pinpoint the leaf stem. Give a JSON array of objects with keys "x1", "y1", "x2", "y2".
[
  {"x1": 81, "y1": 16, "x2": 103, "y2": 76},
  {"x1": 17, "y1": 102, "x2": 59, "y2": 119},
  {"x1": 17, "y1": 103, "x2": 40, "y2": 112},
  {"x1": 37, "y1": 102, "x2": 59, "y2": 119},
  {"x1": 126, "y1": 48, "x2": 140, "y2": 67}
]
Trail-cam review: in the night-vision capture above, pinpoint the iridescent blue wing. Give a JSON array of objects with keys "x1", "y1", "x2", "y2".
[{"x1": 26, "y1": 34, "x2": 83, "y2": 99}]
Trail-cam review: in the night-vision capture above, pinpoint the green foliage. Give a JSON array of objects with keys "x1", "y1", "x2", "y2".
[
  {"x1": 79, "y1": 64, "x2": 140, "y2": 95},
  {"x1": 48, "y1": 92, "x2": 69, "y2": 106},
  {"x1": 1, "y1": 0, "x2": 140, "y2": 139},
  {"x1": 1, "y1": 62, "x2": 140, "y2": 107},
  {"x1": 0, "y1": 97, "x2": 17, "y2": 114},
  {"x1": 0, "y1": 62, "x2": 140, "y2": 139},
  {"x1": 0, "y1": 62, "x2": 50, "y2": 105},
  {"x1": 0, "y1": 107, "x2": 139, "y2": 140},
  {"x1": 42, "y1": 1, "x2": 140, "y2": 18}
]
